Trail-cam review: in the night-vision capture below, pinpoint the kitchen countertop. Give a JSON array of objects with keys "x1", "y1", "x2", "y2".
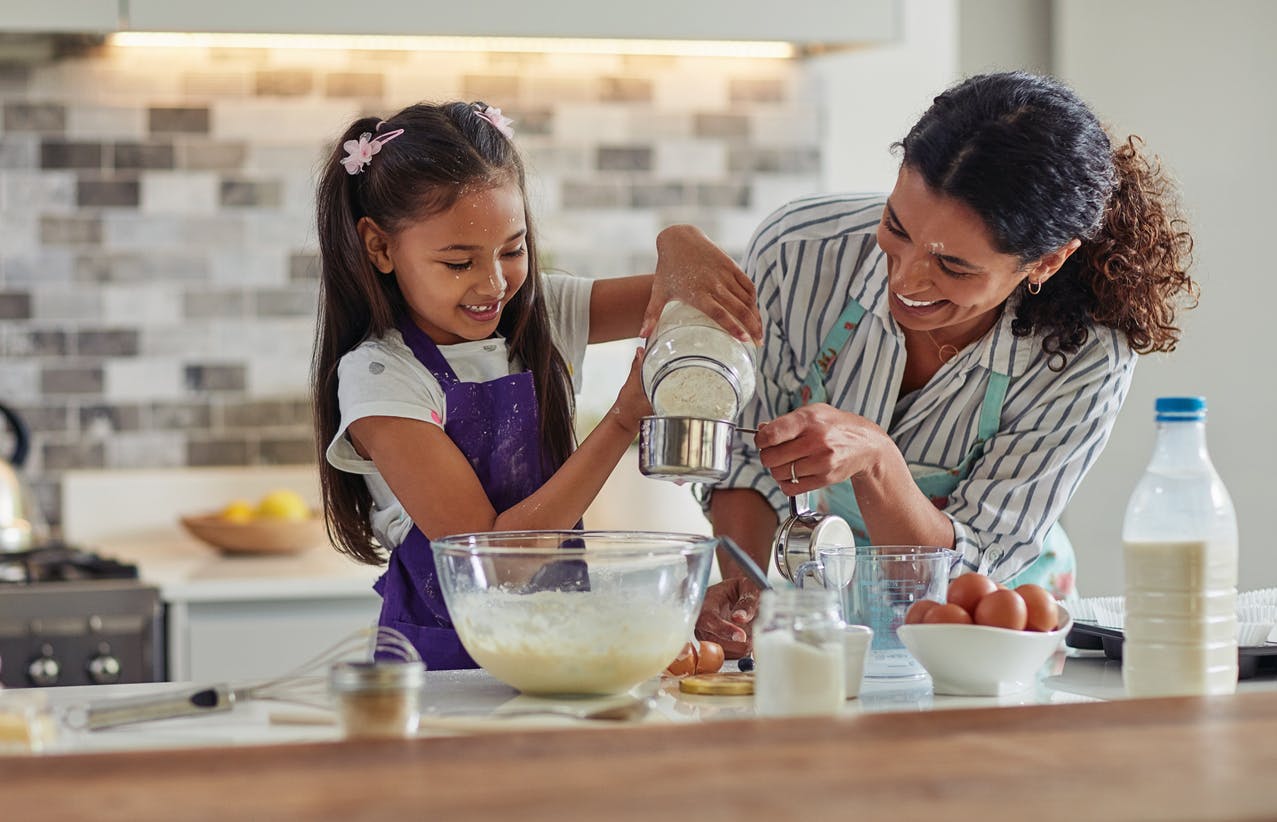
[
  {"x1": 60, "y1": 466, "x2": 383, "y2": 604},
  {"x1": 94, "y1": 531, "x2": 381, "y2": 604},
  {"x1": 58, "y1": 463, "x2": 716, "y2": 604},
  {"x1": 5, "y1": 652, "x2": 1277, "y2": 820}
]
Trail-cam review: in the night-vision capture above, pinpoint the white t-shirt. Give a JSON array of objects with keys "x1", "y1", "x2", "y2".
[{"x1": 325, "y1": 273, "x2": 594, "y2": 549}]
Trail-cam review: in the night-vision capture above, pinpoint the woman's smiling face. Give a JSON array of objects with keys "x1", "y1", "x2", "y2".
[{"x1": 877, "y1": 165, "x2": 1062, "y2": 345}]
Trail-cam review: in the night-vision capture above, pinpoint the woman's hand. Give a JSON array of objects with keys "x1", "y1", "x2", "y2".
[
  {"x1": 641, "y1": 224, "x2": 762, "y2": 343},
  {"x1": 695, "y1": 577, "x2": 762, "y2": 659},
  {"x1": 754, "y1": 404, "x2": 892, "y2": 494}
]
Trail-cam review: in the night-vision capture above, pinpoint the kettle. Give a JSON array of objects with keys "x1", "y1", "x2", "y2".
[{"x1": 0, "y1": 402, "x2": 50, "y2": 553}]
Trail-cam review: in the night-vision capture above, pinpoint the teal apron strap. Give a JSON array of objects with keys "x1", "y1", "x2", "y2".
[
  {"x1": 967, "y1": 370, "x2": 1077, "y2": 599},
  {"x1": 799, "y1": 300, "x2": 866, "y2": 407},
  {"x1": 975, "y1": 372, "x2": 1010, "y2": 443}
]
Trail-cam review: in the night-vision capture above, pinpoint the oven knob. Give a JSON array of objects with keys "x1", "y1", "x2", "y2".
[
  {"x1": 28, "y1": 644, "x2": 60, "y2": 687},
  {"x1": 88, "y1": 643, "x2": 121, "y2": 685}
]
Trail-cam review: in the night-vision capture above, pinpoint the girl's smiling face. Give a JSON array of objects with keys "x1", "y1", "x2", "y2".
[
  {"x1": 360, "y1": 182, "x2": 529, "y2": 345},
  {"x1": 877, "y1": 165, "x2": 1075, "y2": 347}
]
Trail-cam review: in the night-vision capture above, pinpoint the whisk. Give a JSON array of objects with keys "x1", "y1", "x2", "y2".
[{"x1": 71, "y1": 626, "x2": 420, "y2": 731}]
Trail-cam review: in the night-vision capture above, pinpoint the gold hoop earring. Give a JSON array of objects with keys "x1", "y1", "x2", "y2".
[{"x1": 1027, "y1": 279, "x2": 1042, "y2": 295}]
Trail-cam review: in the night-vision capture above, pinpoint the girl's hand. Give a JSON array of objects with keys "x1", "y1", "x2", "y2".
[
  {"x1": 641, "y1": 225, "x2": 762, "y2": 343},
  {"x1": 695, "y1": 577, "x2": 761, "y2": 659},
  {"x1": 753, "y1": 404, "x2": 892, "y2": 494},
  {"x1": 607, "y1": 347, "x2": 651, "y2": 433}
]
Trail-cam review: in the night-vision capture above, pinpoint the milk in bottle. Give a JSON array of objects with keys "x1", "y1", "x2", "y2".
[{"x1": 1122, "y1": 396, "x2": 1238, "y2": 697}]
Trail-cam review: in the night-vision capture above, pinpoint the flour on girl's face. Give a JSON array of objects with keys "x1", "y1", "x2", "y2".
[{"x1": 385, "y1": 182, "x2": 530, "y2": 347}]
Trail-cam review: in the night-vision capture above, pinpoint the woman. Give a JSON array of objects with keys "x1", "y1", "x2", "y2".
[{"x1": 677, "y1": 71, "x2": 1196, "y2": 657}]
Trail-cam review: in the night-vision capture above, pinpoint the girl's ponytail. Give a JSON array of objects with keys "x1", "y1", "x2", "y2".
[{"x1": 312, "y1": 116, "x2": 399, "y2": 565}]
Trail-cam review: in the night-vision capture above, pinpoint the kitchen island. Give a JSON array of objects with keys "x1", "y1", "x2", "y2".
[{"x1": 5, "y1": 654, "x2": 1277, "y2": 821}]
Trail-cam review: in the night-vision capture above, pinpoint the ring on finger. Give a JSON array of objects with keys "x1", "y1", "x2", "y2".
[{"x1": 789, "y1": 462, "x2": 799, "y2": 484}]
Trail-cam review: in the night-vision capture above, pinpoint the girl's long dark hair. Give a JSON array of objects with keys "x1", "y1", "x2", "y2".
[
  {"x1": 899, "y1": 71, "x2": 1196, "y2": 370},
  {"x1": 312, "y1": 102, "x2": 575, "y2": 565}
]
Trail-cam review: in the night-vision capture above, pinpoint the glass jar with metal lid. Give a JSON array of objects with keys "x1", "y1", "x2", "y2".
[
  {"x1": 752, "y1": 588, "x2": 847, "y2": 717},
  {"x1": 642, "y1": 301, "x2": 757, "y2": 422},
  {"x1": 329, "y1": 660, "x2": 425, "y2": 739}
]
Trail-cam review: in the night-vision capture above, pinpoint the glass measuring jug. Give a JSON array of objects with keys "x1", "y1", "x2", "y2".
[
  {"x1": 796, "y1": 545, "x2": 959, "y2": 679},
  {"x1": 642, "y1": 301, "x2": 757, "y2": 422}
]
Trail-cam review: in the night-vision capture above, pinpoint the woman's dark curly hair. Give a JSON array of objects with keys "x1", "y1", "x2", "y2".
[{"x1": 898, "y1": 71, "x2": 1197, "y2": 369}]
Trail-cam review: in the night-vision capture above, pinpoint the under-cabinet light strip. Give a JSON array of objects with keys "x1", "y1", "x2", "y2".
[{"x1": 109, "y1": 31, "x2": 795, "y2": 59}]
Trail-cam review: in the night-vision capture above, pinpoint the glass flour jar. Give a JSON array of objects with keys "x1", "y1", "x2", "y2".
[{"x1": 642, "y1": 301, "x2": 758, "y2": 422}]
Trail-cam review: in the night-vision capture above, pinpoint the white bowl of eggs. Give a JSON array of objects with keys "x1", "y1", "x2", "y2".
[{"x1": 896, "y1": 574, "x2": 1073, "y2": 696}]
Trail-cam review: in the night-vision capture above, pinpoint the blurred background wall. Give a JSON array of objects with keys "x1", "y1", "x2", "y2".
[{"x1": 2, "y1": 0, "x2": 1274, "y2": 594}]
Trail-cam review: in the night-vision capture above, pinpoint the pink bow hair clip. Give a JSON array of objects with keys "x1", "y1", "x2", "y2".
[
  {"x1": 474, "y1": 105, "x2": 514, "y2": 139},
  {"x1": 340, "y1": 128, "x2": 405, "y2": 175}
]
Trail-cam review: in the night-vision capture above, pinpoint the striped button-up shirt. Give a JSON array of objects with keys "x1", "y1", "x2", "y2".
[{"x1": 720, "y1": 193, "x2": 1137, "y2": 580}]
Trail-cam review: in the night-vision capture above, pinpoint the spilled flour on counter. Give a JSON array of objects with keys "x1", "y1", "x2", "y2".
[{"x1": 452, "y1": 589, "x2": 692, "y2": 696}]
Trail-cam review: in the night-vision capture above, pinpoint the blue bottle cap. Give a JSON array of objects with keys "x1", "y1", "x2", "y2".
[{"x1": 1155, "y1": 396, "x2": 1206, "y2": 421}]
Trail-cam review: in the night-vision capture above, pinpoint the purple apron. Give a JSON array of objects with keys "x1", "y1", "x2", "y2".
[{"x1": 373, "y1": 319, "x2": 549, "y2": 670}]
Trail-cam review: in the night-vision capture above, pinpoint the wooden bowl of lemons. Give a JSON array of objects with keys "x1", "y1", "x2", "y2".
[{"x1": 181, "y1": 489, "x2": 327, "y2": 555}]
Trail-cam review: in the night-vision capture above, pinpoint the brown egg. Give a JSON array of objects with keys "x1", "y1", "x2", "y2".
[
  {"x1": 665, "y1": 642, "x2": 697, "y2": 677},
  {"x1": 695, "y1": 641, "x2": 725, "y2": 674},
  {"x1": 1016, "y1": 584, "x2": 1058, "y2": 632},
  {"x1": 974, "y1": 589, "x2": 1028, "y2": 630},
  {"x1": 922, "y1": 603, "x2": 974, "y2": 624},
  {"x1": 905, "y1": 599, "x2": 941, "y2": 625},
  {"x1": 946, "y1": 573, "x2": 999, "y2": 617}
]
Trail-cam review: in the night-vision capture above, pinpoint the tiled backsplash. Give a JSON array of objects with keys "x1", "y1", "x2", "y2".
[{"x1": 0, "y1": 40, "x2": 822, "y2": 526}]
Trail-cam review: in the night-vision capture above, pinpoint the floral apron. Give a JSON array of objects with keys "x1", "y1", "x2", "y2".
[
  {"x1": 373, "y1": 320, "x2": 562, "y2": 669},
  {"x1": 792, "y1": 297, "x2": 1076, "y2": 599}
]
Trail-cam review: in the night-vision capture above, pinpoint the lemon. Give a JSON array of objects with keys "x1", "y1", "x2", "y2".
[
  {"x1": 220, "y1": 499, "x2": 255, "y2": 523},
  {"x1": 254, "y1": 489, "x2": 310, "y2": 521}
]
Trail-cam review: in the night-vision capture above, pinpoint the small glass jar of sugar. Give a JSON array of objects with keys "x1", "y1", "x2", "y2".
[
  {"x1": 642, "y1": 301, "x2": 757, "y2": 421},
  {"x1": 752, "y1": 588, "x2": 847, "y2": 717},
  {"x1": 329, "y1": 660, "x2": 425, "y2": 739}
]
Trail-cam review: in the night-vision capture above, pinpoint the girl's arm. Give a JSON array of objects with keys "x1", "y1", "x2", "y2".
[
  {"x1": 694, "y1": 487, "x2": 779, "y2": 658},
  {"x1": 588, "y1": 275, "x2": 653, "y2": 344},
  {"x1": 348, "y1": 349, "x2": 649, "y2": 539}
]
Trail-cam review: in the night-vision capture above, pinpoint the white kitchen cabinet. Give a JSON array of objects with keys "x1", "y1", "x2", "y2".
[
  {"x1": 61, "y1": 466, "x2": 386, "y2": 684},
  {"x1": 0, "y1": 0, "x2": 117, "y2": 32},
  {"x1": 167, "y1": 590, "x2": 381, "y2": 683},
  {"x1": 123, "y1": 0, "x2": 898, "y2": 44}
]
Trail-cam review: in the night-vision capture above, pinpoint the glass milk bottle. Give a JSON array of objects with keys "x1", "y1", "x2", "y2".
[
  {"x1": 1122, "y1": 396, "x2": 1238, "y2": 697},
  {"x1": 753, "y1": 589, "x2": 846, "y2": 717},
  {"x1": 642, "y1": 301, "x2": 757, "y2": 421}
]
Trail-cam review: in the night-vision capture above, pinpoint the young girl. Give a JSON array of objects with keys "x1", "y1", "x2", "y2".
[{"x1": 312, "y1": 101, "x2": 759, "y2": 669}]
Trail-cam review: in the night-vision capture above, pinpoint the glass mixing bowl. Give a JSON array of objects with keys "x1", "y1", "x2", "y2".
[{"x1": 431, "y1": 531, "x2": 717, "y2": 697}]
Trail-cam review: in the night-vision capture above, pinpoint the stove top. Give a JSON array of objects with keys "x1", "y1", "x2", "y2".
[{"x1": 0, "y1": 542, "x2": 140, "y2": 585}]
